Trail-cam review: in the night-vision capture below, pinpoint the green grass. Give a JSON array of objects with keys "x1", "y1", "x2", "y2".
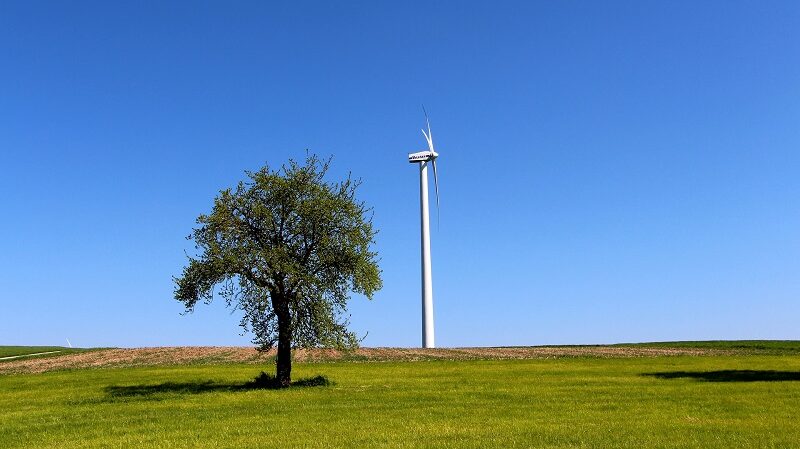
[
  {"x1": 0, "y1": 346, "x2": 65, "y2": 358},
  {"x1": 2, "y1": 354, "x2": 800, "y2": 448},
  {"x1": 620, "y1": 340, "x2": 800, "y2": 354},
  {"x1": 0, "y1": 346, "x2": 88, "y2": 360}
]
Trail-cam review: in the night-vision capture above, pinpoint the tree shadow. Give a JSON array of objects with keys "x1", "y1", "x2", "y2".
[
  {"x1": 105, "y1": 372, "x2": 331, "y2": 399},
  {"x1": 643, "y1": 370, "x2": 800, "y2": 382}
]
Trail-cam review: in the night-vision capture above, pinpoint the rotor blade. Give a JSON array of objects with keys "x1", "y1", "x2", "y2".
[
  {"x1": 422, "y1": 104, "x2": 430, "y2": 126},
  {"x1": 420, "y1": 129, "x2": 433, "y2": 153},
  {"x1": 421, "y1": 129, "x2": 433, "y2": 152},
  {"x1": 422, "y1": 105, "x2": 433, "y2": 151},
  {"x1": 431, "y1": 158, "x2": 440, "y2": 227}
]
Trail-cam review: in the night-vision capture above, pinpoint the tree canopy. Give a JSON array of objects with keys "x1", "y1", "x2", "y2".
[{"x1": 174, "y1": 154, "x2": 382, "y2": 386}]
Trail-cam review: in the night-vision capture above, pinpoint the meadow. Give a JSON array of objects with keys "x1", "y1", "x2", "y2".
[
  {"x1": 0, "y1": 346, "x2": 85, "y2": 359},
  {"x1": 1, "y1": 342, "x2": 799, "y2": 448}
]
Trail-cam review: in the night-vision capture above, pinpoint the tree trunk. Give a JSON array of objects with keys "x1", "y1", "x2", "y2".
[{"x1": 275, "y1": 302, "x2": 292, "y2": 388}]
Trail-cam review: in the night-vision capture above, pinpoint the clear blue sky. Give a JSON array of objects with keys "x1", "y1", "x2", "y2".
[{"x1": 1, "y1": 1, "x2": 798, "y2": 348}]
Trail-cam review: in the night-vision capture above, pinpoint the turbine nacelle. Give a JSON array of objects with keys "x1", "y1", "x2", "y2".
[{"x1": 408, "y1": 150, "x2": 439, "y2": 163}]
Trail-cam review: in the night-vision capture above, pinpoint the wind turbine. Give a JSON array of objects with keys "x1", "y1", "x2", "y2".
[{"x1": 408, "y1": 108, "x2": 440, "y2": 348}]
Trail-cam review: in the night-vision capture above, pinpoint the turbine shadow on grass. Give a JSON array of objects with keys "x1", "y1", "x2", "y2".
[
  {"x1": 643, "y1": 370, "x2": 800, "y2": 382},
  {"x1": 105, "y1": 372, "x2": 331, "y2": 399}
]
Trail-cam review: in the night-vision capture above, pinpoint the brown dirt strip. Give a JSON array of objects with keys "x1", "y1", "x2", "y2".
[{"x1": 0, "y1": 345, "x2": 736, "y2": 375}]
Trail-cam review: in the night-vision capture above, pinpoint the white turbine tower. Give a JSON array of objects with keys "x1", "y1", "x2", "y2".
[{"x1": 408, "y1": 108, "x2": 440, "y2": 348}]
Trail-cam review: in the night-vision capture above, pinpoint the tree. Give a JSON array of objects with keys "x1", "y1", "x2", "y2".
[{"x1": 174, "y1": 154, "x2": 382, "y2": 387}]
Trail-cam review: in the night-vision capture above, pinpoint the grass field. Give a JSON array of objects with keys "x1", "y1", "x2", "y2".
[
  {"x1": 0, "y1": 346, "x2": 66, "y2": 358},
  {"x1": 1, "y1": 343, "x2": 799, "y2": 448},
  {"x1": 0, "y1": 346, "x2": 86, "y2": 360},
  {"x1": 621, "y1": 340, "x2": 800, "y2": 354}
]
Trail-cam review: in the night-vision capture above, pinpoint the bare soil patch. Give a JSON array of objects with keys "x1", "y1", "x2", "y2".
[{"x1": 0, "y1": 345, "x2": 736, "y2": 375}]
